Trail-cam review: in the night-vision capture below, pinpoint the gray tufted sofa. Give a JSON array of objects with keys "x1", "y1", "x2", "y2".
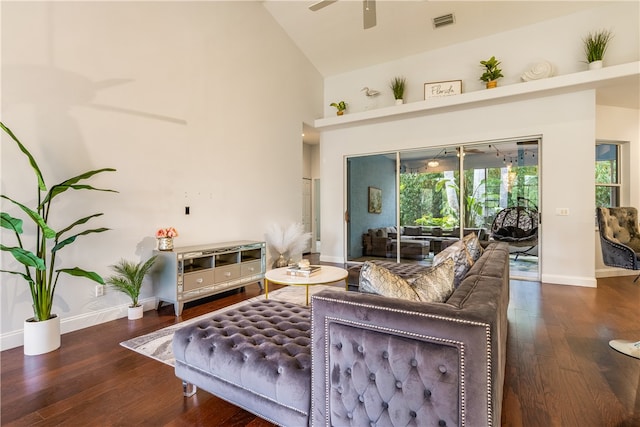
[{"x1": 173, "y1": 242, "x2": 510, "y2": 427}]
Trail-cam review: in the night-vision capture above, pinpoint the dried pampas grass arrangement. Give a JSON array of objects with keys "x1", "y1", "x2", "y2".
[{"x1": 265, "y1": 222, "x2": 311, "y2": 267}]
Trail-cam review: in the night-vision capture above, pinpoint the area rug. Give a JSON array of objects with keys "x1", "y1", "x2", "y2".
[{"x1": 120, "y1": 285, "x2": 339, "y2": 367}]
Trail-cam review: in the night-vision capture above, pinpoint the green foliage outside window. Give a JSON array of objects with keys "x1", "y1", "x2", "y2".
[
  {"x1": 399, "y1": 164, "x2": 538, "y2": 230},
  {"x1": 595, "y1": 160, "x2": 619, "y2": 207}
]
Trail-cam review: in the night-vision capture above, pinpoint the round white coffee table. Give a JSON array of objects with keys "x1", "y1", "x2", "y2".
[
  {"x1": 609, "y1": 339, "x2": 640, "y2": 359},
  {"x1": 264, "y1": 265, "x2": 348, "y2": 305}
]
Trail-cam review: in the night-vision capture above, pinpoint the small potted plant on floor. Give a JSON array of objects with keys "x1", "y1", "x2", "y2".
[
  {"x1": 583, "y1": 29, "x2": 613, "y2": 70},
  {"x1": 480, "y1": 56, "x2": 504, "y2": 89},
  {"x1": 390, "y1": 76, "x2": 406, "y2": 105},
  {"x1": 330, "y1": 101, "x2": 347, "y2": 116},
  {"x1": 105, "y1": 256, "x2": 157, "y2": 320}
]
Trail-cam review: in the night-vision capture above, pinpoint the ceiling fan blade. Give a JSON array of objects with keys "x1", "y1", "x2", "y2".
[
  {"x1": 309, "y1": 0, "x2": 337, "y2": 12},
  {"x1": 363, "y1": 0, "x2": 376, "y2": 29}
]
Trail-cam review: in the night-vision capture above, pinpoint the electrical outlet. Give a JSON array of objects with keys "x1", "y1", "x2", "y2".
[
  {"x1": 556, "y1": 208, "x2": 570, "y2": 216},
  {"x1": 95, "y1": 285, "x2": 105, "y2": 297}
]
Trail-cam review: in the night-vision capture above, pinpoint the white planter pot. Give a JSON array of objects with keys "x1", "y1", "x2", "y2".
[
  {"x1": 395, "y1": 98, "x2": 404, "y2": 105},
  {"x1": 128, "y1": 305, "x2": 144, "y2": 320},
  {"x1": 24, "y1": 315, "x2": 61, "y2": 356},
  {"x1": 588, "y1": 60, "x2": 603, "y2": 70}
]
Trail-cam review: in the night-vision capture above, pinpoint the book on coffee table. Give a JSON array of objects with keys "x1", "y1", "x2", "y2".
[{"x1": 286, "y1": 265, "x2": 322, "y2": 277}]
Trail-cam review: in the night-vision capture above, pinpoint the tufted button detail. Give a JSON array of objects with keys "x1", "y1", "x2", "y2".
[
  {"x1": 359, "y1": 394, "x2": 365, "y2": 403},
  {"x1": 438, "y1": 420, "x2": 446, "y2": 426},
  {"x1": 424, "y1": 389, "x2": 432, "y2": 399},
  {"x1": 410, "y1": 410, "x2": 417, "y2": 418},
  {"x1": 382, "y1": 350, "x2": 389, "y2": 359},
  {"x1": 336, "y1": 342, "x2": 342, "y2": 350},
  {"x1": 395, "y1": 381, "x2": 402, "y2": 389},
  {"x1": 382, "y1": 402, "x2": 389, "y2": 409},
  {"x1": 410, "y1": 359, "x2": 418, "y2": 367},
  {"x1": 277, "y1": 366, "x2": 283, "y2": 374},
  {"x1": 346, "y1": 367, "x2": 352, "y2": 376},
  {"x1": 347, "y1": 412, "x2": 353, "y2": 419},
  {"x1": 337, "y1": 385, "x2": 343, "y2": 394},
  {"x1": 357, "y1": 345, "x2": 364, "y2": 353},
  {"x1": 438, "y1": 365, "x2": 447, "y2": 374},
  {"x1": 369, "y1": 373, "x2": 376, "y2": 382}
]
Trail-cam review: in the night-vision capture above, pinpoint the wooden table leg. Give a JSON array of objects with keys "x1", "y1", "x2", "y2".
[{"x1": 265, "y1": 278, "x2": 269, "y2": 300}]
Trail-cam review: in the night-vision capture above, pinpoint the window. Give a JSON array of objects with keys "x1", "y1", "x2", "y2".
[{"x1": 595, "y1": 143, "x2": 620, "y2": 207}]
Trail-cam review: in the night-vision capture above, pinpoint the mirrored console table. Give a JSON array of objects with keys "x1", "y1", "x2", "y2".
[{"x1": 152, "y1": 240, "x2": 266, "y2": 316}]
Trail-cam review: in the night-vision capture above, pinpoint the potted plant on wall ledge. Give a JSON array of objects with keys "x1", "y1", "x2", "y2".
[
  {"x1": 583, "y1": 29, "x2": 613, "y2": 70},
  {"x1": 330, "y1": 101, "x2": 347, "y2": 116},
  {"x1": 105, "y1": 256, "x2": 157, "y2": 320},
  {"x1": 0, "y1": 122, "x2": 117, "y2": 355},
  {"x1": 390, "y1": 76, "x2": 406, "y2": 105},
  {"x1": 480, "y1": 56, "x2": 504, "y2": 89}
]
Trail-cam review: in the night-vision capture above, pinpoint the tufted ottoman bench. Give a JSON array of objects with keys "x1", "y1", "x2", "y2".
[{"x1": 173, "y1": 299, "x2": 312, "y2": 427}]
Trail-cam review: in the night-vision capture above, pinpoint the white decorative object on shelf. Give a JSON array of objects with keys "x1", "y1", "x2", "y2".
[{"x1": 521, "y1": 61, "x2": 555, "y2": 82}]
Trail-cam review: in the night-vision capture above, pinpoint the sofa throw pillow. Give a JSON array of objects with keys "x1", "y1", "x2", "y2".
[
  {"x1": 411, "y1": 258, "x2": 455, "y2": 303},
  {"x1": 463, "y1": 232, "x2": 484, "y2": 261},
  {"x1": 359, "y1": 261, "x2": 420, "y2": 301},
  {"x1": 433, "y1": 240, "x2": 474, "y2": 287},
  {"x1": 359, "y1": 260, "x2": 456, "y2": 303}
]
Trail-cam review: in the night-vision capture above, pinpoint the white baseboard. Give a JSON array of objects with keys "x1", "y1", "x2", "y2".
[
  {"x1": 0, "y1": 297, "x2": 157, "y2": 352},
  {"x1": 319, "y1": 254, "x2": 344, "y2": 264},
  {"x1": 540, "y1": 274, "x2": 597, "y2": 288},
  {"x1": 595, "y1": 267, "x2": 639, "y2": 279}
]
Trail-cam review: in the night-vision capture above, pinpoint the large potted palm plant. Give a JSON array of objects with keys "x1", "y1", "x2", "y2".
[{"x1": 0, "y1": 122, "x2": 116, "y2": 355}]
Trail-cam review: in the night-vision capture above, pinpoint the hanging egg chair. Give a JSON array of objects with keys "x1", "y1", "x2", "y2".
[{"x1": 490, "y1": 198, "x2": 539, "y2": 260}]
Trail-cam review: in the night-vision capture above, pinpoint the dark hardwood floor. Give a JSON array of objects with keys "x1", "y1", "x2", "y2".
[{"x1": 2, "y1": 269, "x2": 639, "y2": 426}]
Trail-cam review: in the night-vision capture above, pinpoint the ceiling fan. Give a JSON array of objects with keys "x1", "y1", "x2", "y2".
[{"x1": 309, "y1": 0, "x2": 377, "y2": 30}]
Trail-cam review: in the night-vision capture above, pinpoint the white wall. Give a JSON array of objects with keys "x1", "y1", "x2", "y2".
[
  {"x1": 1, "y1": 2, "x2": 323, "y2": 349},
  {"x1": 320, "y1": 91, "x2": 599, "y2": 287},
  {"x1": 318, "y1": 2, "x2": 640, "y2": 287},
  {"x1": 324, "y1": 2, "x2": 639, "y2": 116}
]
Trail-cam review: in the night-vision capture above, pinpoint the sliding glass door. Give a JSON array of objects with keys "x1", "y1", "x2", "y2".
[
  {"x1": 346, "y1": 139, "x2": 540, "y2": 280},
  {"x1": 346, "y1": 154, "x2": 397, "y2": 261}
]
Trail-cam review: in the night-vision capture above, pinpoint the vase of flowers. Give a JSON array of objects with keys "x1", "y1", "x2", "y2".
[{"x1": 156, "y1": 227, "x2": 178, "y2": 251}]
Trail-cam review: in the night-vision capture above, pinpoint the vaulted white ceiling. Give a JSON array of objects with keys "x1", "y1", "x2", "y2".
[
  {"x1": 264, "y1": 1, "x2": 610, "y2": 77},
  {"x1": 266, "y1": 1, "x2": 637, "y2": 145}
]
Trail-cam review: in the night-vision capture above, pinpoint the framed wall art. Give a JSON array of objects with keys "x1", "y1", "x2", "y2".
[
  {"x1": 424, "y1": 80, "x2": 462, "y2": 99},
  {"x1": 368, "y1": 187, "x2": 382, "y2": 214}
]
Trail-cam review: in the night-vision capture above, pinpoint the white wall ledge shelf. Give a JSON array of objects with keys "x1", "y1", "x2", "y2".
[{"x1": 314, "y1": 61, "x2": 639, "y2": 131}]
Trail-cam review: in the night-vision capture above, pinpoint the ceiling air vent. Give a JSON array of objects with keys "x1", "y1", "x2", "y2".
[{"x1": 433, "y1": 13, "x2": 455, "y2": 29}]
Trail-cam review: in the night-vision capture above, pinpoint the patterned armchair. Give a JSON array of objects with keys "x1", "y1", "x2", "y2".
[{"x1": 596, "y1": 207, "x2": 640, "y2": 282}]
